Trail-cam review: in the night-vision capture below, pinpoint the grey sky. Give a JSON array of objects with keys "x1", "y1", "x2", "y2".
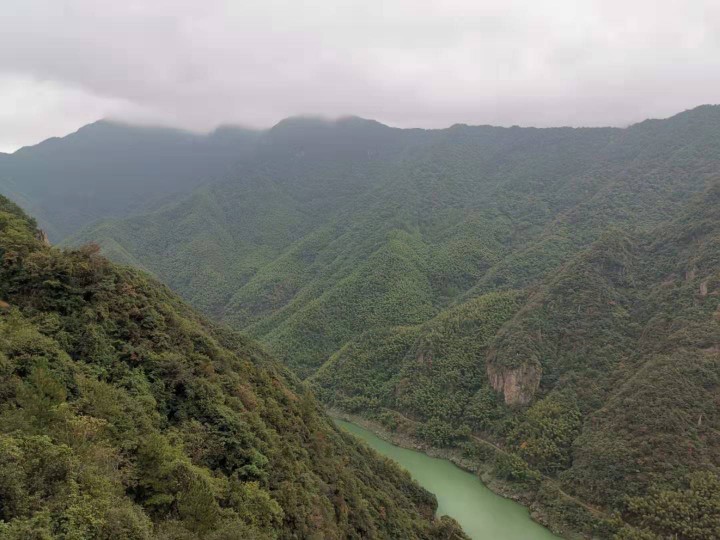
[{"x1": 1, "y1": 0, "x2": 719, "y2": 152}]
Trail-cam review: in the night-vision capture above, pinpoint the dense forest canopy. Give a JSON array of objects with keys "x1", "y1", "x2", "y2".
[
  {"x1": 0, "y1": 195, "x2": 467, "y2": 539},
  {"x1": 0, "y1": 121, "x2": 260, "y2": 240},
  {"x1": 5, "y1": 105, "x2": 720, "y2": 538}
]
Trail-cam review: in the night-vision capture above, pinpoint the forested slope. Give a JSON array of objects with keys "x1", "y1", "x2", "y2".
[
  {"x1": 76, "y1": 106, "x2": 720, "y2": 370},
  {"x1": 314, "y1": 183, "x2": 720, "y2": 538},
  {"x1": 0, "y1": 121, "x2": 259, "y2": 240},
  {"x1": 66, "y1": 105, "x2": 720, "y2": 537},
  {"x1": 0, "y1": 195, "x2": 465, "y2": 539}
]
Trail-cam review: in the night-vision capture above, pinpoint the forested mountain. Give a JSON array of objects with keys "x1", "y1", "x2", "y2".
[
  {"x1": 46, "y1": 105, "x2": 720, "y2": 537},
  {"x1": 0, "y1": 195, "x2": 466, "y2": 539},
  {"x1": 313, "y1": 185, "x2": 720, "y2": 537},
  {"x1": 75, "y1": 106, "x2": 719, "y2": 367},
  {"x1": 0, "y1": 121, "x2": 259, "y2": 240}
]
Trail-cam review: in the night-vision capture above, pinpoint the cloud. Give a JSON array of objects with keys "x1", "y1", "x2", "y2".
[
  {"x1": 0, "y1": 75, "x2": 156, "y2": 152},
  {"x1": 1, "y1": 0, "x2": 719, "y2": 150}
]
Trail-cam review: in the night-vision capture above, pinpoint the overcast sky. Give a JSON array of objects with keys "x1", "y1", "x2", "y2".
[{"x1": 1, "y1": 0, "x2": 719, "y2": 152}]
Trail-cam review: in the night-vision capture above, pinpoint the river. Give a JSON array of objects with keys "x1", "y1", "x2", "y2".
[{"x1": 335, "y1": 419, "x2": 560, "y2": 540}]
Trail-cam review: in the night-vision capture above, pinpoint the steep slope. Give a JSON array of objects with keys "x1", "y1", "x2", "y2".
[
  {"x1": 312, "y1": 290, "x2": 523, "y2": 422},
  {"x1": 314, "y1": 182, "x2": 720, "y2": 538},
  {"x1": 76, "y1": 106, "x2": 720, "y2": 375},
  {"x1": 0, "y1": 121, "x2": 259, "y2": 239},
  {"x1": 75, "y1": 115, "x2": 621, "y2": 330},
  {"x1": 67, "y1": 105, "x2": 720, "y2": 537},
  {"x1": 241, "y1": 106, "x2": 720, "y2": 379},
  {"x1": 562, "y1": 182, "x2": 720, "y2": 536},
  {"x1": 0, "y1": 195, "x2": 466, "y2": 539},
  {"x1": 68, "y1": 116, "x2": 438, "y2": 317}
]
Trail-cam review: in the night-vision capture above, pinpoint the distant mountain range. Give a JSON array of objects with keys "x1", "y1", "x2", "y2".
[{"x1": 0, "y1": 120, "x2": 260, "y2": 239}]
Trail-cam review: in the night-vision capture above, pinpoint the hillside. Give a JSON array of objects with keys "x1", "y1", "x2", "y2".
[
  {"x1": 65, "y1": 105, "x2": 720, "y2": 537},
  {"x1": 0, "y1": 121, "x2": 259, "y2": 240},
  {"x1": 312, "y1": 186, "x2": 720, "y2": 537},
  {"x1": 74, "y1": 106, "x2": 720, "y2": 365},
  {"x1": 0, "y1": 195, "x2": 466, "y2": 539}
]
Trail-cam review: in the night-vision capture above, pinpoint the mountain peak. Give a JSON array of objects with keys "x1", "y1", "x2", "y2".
[
  {"x1": 270, "y1": 114, "x2": 388, "y2": 132},
  {"x1": 629, "y1": 103, "x2": 720, "y2": 130}
]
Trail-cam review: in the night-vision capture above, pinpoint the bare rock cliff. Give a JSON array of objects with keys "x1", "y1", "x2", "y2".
[
  {"x1": 35, "y1": 229, "x2": 50, "y2": 246},
  {"x1": 487, "y1": 361, "x2": 541, "y2": 406}
]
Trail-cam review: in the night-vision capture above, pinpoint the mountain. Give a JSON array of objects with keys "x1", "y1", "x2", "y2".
[
  {"x1": 312, "y1": 186, "x2": 720, "y2": 538},
  {"x1": 70, "y1": 105, "x2": 720, "y2": 537},
  {"x1": 0, "y1": 121, "x2": 260, "y2": 240},
  {"x1": 68, "y1": 116, "x2": 441, "y2": 317},
  {"x1": 0, "y1": 195, "x2": 466, "y2": 539},
  {"x1": 75, "y1": 106, "x2": 720, "y2": 360}
]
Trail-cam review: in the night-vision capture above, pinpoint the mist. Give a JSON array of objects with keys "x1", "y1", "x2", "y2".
[{"x1": 1, "y1": 0, "x2": 719, "y2": 151}]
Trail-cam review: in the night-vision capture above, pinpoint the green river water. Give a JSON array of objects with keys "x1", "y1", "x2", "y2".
[{"x1": 335, "y1": 419, "x2": 560, "y2": 540}]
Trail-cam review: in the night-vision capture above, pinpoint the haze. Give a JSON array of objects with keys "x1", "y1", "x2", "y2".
[{"x1": 1, "y1": 0, "x2": 719, "y2": 152}]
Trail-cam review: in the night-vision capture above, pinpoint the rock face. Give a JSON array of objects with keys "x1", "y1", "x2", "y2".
[
  {"x1": 35, "y1": 229, "x2": 50, "y2": 246},
  {"x1": 486, "y1": 362, "x2": 541, "y2": 406}
]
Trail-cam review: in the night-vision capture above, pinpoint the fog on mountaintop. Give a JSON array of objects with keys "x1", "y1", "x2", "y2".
[{"x1": 1, "y1": 0, "x2": 720, "y2": 151}]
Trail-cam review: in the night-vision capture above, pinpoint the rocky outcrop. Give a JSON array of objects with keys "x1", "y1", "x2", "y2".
[
  {"x1": 487, "y1": 361, "x2": 541, "y2": 406},
  {"x1": 35, "y1": 229, "x2": 50, "y2": 246},
  {"x1": 700, "y1": 280, "x2": 708, "y2": 296}
]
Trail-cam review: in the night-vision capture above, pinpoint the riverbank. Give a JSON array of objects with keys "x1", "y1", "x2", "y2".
[
  {"x1": 335, "y1": 418, "x2": 560, "y2": 540},
  {"x1": 328, "y1": 408, "x2": 610, "y2": 539}
]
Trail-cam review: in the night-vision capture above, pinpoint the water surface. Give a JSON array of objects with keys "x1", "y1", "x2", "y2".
[{"x1": 335, "y1": 419, "x2": 560, "y2": 540}]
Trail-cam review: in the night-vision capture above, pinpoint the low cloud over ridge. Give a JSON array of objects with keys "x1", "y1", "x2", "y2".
[{"x1": 1, "y1": 0, "x2": 719, "y2": 151}]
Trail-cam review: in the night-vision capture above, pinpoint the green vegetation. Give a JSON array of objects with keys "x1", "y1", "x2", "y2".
[
  {"x1": 0, "y1": 195, "x2": 466, "y2": 539},
  {"x1": 508, "y1": 392, "x2": 582, "y2": 474},
  {"x1": 48, "y1": 105, "x2": 720, "y2": 538},
  {"x1": 312, "y1": 290, "x2": 521, "y2": 427},
  {"x1": 617, "y1": 472, "x2": 720, "y2": 539},
  {"x1": 0, "y1": 121, "x2": 259, "y2": 239}
]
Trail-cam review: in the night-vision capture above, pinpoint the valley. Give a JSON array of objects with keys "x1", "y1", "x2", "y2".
[
  {"x1": 3, "y1": 3, "x2": 720, "y2": 538},
  {"x1": 2, "y1": 105, "x2": 720, "y2": 538}
]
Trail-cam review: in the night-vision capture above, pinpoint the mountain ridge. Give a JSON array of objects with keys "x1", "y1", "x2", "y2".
[
  {"x1": 13, "y1": 102, "x2": 720, "y2": 155},
  {"x1": 3, "y1": 104, "x2": 717, "y2": 242}
]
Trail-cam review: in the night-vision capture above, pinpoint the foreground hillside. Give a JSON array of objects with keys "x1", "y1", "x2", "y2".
[{"x1": 0, "y1": 196, "x2": 465, "y2": 539}]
